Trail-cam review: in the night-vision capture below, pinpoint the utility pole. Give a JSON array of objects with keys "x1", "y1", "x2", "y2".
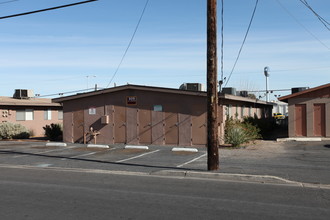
[{"x1": 207, "y1": 0, "x2": 219, "y2": 171}]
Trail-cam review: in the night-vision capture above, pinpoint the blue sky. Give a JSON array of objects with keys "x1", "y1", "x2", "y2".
[{"x1": 0, "y1": 0, "x2": 329, "y2": 100}]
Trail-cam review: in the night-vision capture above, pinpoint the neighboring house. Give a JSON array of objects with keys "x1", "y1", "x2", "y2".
[
  {"x1": 0, "y1": 95, "x2": 63, "y2": 137},
  {"x1": 219, "y1": 93, "x2": 272, "y2": 121},
  {"x1": 271, "y1": 100, "x2": 288, "y2": 115},
  {"x1": 279, "y1": 83, "x2": 330, "y2": 138},
  {"x1": 53, "y1": 84, "x2": 273, "y2": 146}
]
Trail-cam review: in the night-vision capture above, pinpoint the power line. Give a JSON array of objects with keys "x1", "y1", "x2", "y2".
[
  {"x1": 220, "y1": 0, "x2": 224, "y2": 91},
  {"x1": 299, "y1": 0, "x2": 330, "y2": 31},
  {"x1": 0, "y1": 0, "x2": 98, "y2": 20},
  {"x1": 0, "y1": 0, "x2": 19, "y2": 5},
  {"x1": 106, "y1": 0, "x2": 150, "y2": 88},
  {"x1": 37, "y1": 87, "x2": 105, "y2": 98},
  {"x1": 247, "y1": 88, "x2": 291, "y2": 93},
  {"x1": 224, "y1": 0, "x2": 259, "y2": 88},
  {"x1": 275, "y1": 0, "x2": 329, "y2": 50}
]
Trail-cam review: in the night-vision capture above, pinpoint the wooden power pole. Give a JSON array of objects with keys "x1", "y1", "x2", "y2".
[{"x1": 207, "y1": 0, "x2": 219, "y2": 171}]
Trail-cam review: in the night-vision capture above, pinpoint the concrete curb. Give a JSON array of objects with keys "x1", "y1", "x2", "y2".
[
  {"x1": 172, "y1": 147, "x2": 198, "y2": 153},
  {"x1": 151, "y1": 170, "x2": 330, "y2": 189},
  {"x1": 1, "y1": 164, "x2": 329, "y2": 189},
  {"x1": 277, "y1": 137, "x2": 330, "y2": 142},
  {"x1": 125, "y1": 145, "x2": 149, "y2": 150},
  {"x1": 45, "y1": 143, "x2": 67, "y2": 147},
  {"x1": 87, "y1": 144, "x2": 109, "y2": 148}
]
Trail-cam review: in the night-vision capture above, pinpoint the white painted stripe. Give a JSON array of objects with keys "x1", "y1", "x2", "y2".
[
  {"x1": 46, "y1": 143, "x2": 67, "y2": 147},
  {"x1": 125, "y1": 145, "x2": 149, "y2": 150},
  {"x1": 116, "y1": 150, "x2": 160, "y2": 163},
  {"x1": 69, "y1": 152, "x2": 97, "y2": 159},
  {"x1": 176, "y1": 153, "x2": 207, "y2": 168},
  {"x1": 172, "y1": 147, "x2": 198, "y2": 153},
  {"x1": 13, "y1": 146, "x2": 76, "y2": 158},
  {"x1": 35, "y1": 164, "x2": 53, "y2": 168},
  {"x1": 87, "y1": 144, "x2": 109, "y2": 148}
]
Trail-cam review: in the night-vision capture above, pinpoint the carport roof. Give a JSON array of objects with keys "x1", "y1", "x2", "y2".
[{"x1": 279, "y1": 83, "x2": 330, "y2": 103}]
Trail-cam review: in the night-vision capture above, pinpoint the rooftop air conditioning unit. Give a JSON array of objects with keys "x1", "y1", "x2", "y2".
[
  {"x1": 13, "y1": 89, "x2": 34, "y2": 99},
  {"x1": 179, "y1": 83, "x2": 203, "y2": 91},
  {"x1": 239, "y1": 91, "x2": 248, "y2": 97},
  {"x1": 291, "y1": 87, "x2": 309, "y2": 94},
  {"x1": 222, "y1": 87, "x2": 236, "y2": 95}
]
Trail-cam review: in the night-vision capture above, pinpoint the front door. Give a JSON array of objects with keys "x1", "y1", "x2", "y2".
[
  {"x1": 139, "y1": 109, "x2": 152, "y2": 144},
  {"x1": 314, "y1": 104, "x2": 325, "y2": 137},
  {"x1": 295, "y1": 104, "x2": 307, "y2": 136},
  {"x1": 73, "y1": 110, "x2": 84, "y2": 143},
  {"x1": 114, "y1": 106, "x2": 126, "y2": 143}
]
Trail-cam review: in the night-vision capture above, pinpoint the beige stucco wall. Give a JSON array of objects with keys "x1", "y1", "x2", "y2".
[{"x1": 0, "y1": 108, "x2": 63, "y2": 137}]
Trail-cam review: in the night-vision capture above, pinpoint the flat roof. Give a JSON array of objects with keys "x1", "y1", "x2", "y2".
[
  {"x1": 0, "y1": 96, "x2": 61, "y2": 107},
  {"x1": 219, "y1": 93, "x2": 270, "y2": 105}
]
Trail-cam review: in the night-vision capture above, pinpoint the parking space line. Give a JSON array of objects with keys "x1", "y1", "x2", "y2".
[
  {"x1": 13, "y1": 146, "x2": 77, "y2": 158},
  {"x1": 116, "y1": 150, "x2": 160, "y2": 163},
  {"x1": 69, "y1": 152, "x2": 97, "y2": 159},
  {"x1": 176, "y1": 153, "x2": 207, "y2": 168}
]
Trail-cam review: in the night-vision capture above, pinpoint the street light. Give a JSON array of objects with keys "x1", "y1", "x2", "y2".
[{"x1": 264, "y1": 67, "x2": 270, "y2": 102}]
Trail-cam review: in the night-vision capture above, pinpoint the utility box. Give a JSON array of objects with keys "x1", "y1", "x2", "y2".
[{"x1": 101, "y1": 115, "x2": 109, "y2": 124}]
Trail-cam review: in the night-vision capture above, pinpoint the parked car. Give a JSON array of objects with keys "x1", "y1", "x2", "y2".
[{"x1": 273, "y1": 113, "x2": 285, "y2": 120}]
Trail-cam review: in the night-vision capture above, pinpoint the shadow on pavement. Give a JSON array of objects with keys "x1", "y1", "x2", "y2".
[{"x1": 0, "y1": 150, "x2": 204, "y2": 172}]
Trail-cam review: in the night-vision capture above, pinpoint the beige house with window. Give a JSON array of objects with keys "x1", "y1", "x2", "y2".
[{"x1": 0, "y1": 96, "x2": 63, "y2": 137}]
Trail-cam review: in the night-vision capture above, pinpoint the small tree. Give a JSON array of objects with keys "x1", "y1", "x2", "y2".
[{"x1": 43, "y1": 123, "x2": 63, "y2": 141}]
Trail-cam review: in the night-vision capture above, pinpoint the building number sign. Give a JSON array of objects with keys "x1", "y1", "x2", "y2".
[{"x1": 126, "y1": 96, "x2": 137, "y2": 105}]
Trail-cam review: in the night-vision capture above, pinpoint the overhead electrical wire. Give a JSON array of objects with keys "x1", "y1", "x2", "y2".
[
  {"x1": 37, "y1": 88, "x2": 101, "y2": 98},
  {"x1": 275, "y1": 0, "x2": 329, "y2": 50},
  {"x1": 220, "y1": 0, "x2": 224, "y2": 90},
  {"x1": 0, "y1": 0, "x2": 98, "y2": 20},
  {"x1": 106, "y1": 0, "x2": 150, "y2": 88},
  {"x1": 0, "y1": 0, "x2": 19, "y2": 5},
  {"x1": 224, "y1": 0, "x2": 259, "y2": 88},
  {"x1": 299, "y1": 0, "x2": 329, "y2": 31},
  {"x1": 37, "y1": 0, "x2": 150, "y2": 97}
]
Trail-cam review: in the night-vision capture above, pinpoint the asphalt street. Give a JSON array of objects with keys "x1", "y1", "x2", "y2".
[
  {"x1": 0, "y1": 140, "x2": 330, "y2": 219},
  {"x1": 1, "y1": 165, "x2": 329, "y2": 220}
]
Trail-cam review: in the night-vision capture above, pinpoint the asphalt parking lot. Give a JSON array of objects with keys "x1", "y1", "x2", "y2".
[
  {"x1": 0, "y1": 141, "x2": 208, "y2": 173},
  {"x1": 0, "y1": 140, "x2": 329, "y2": 185}
]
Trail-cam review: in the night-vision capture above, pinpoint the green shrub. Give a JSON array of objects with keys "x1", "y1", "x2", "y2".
[
  {"x1": 243, "y1": 117, "x2": 276, "y2": 139},
  {"x1": 225, "y1": 126, "x2": 249, "y2": 148},
  {"x1": 0, "y1": 122, "x2": 30, "y2": 140},
  {"x1": 224, "y1": 118, "x2": 261, "y2": 148},
  {"x1": 43, "y1": 123, "x2": 63, "y2": 141}
]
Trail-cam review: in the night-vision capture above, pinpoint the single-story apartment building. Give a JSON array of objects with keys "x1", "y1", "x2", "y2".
[
  {"x1": 53, "y1": 84, "x2": 273, "y2": 146},
  {"x1": 279, "y1": 83, "x2": 330, "y2": 138},
  {"x1": 0, "y1": 93, "x2": 63, "y2": 137}
]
